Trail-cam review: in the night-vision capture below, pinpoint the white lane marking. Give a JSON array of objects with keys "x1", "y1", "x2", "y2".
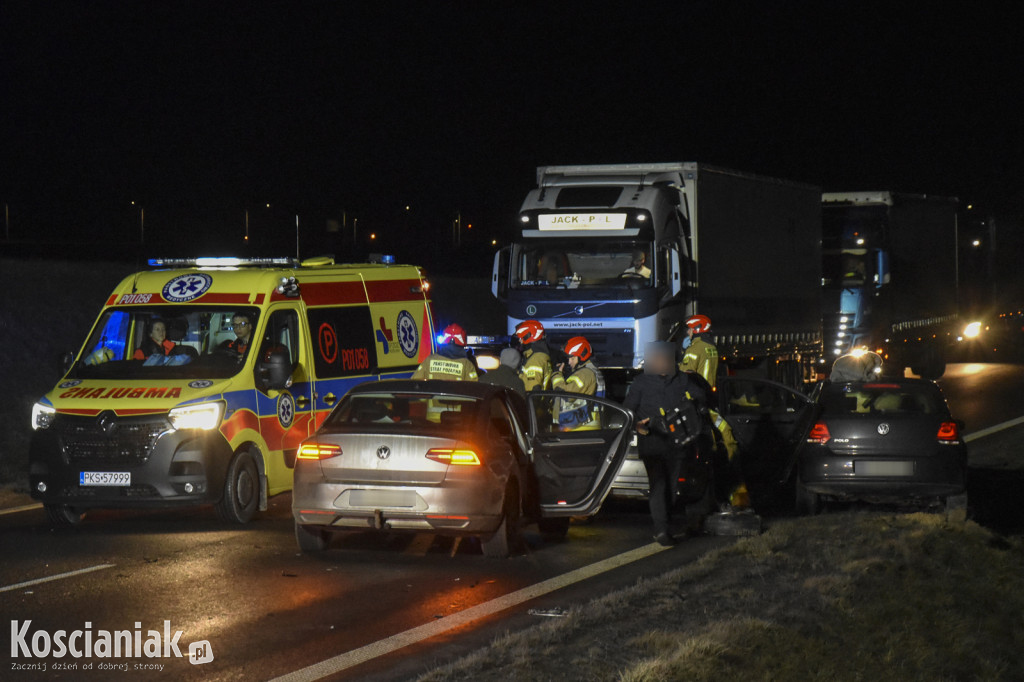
[
  {"x1": 0, "y1": 503, "x2": 43, "y2": 516},
  {"x1": 269, "y1": 542, "x2": 671, "y2": 682},
  {"x1": 0, "y1": 564, "x2": 116, "y2": 594},
  {"x1": 964, "y1": 415, "x2": 1024, "y2": 443}
]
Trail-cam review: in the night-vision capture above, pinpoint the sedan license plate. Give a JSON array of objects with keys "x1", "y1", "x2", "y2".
[
  {"x1": 80, "y1": 472, "x2": 131, "y2": 487},
  {"x1": 855, "y1": 461, "x2": 914, "y2": 477}
]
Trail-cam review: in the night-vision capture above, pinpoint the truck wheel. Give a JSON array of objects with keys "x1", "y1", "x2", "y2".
[
  {"x1": 795, "y1": 479, "x2": 822, "y2": 516},
  {"x1": 537, "y1": 517, "x2": 570, "y2": 540},
  {"x1": 481, "y1": 484, "x2": 520, "y2": 558},
  {"x1": 295, "y1": 522, "x2": 329, "y2": 552},
  {"x1": 44, "y1": 503, "x2": 83, "y2": 527},
  {"x1": 215, "y1": 449, "x2": 260, "y2": 523}
]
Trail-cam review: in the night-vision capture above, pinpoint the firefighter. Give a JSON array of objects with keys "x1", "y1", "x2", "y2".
[
  {"x1": 411, "y1": 323, "x2": 478, "y2": 381},
  {"x1": 679, "y1": 314, "x2": 719, "y2": 386},
  {"x1": 552, "y1": 336, "x2": 604, "y2": 396},
  {"x1": 514, "y1": 319, "x2": 553, "y2": 391},
  {"x1": 623, "y1": 341, "x2": 708, "y2": 546}
]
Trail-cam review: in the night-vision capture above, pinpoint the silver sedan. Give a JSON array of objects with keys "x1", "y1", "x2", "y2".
[{"x1": 292, "y1": 380, "x2": 632, "y2": 557}]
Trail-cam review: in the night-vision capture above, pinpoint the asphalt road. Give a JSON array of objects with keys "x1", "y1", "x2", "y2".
[{"x1": 3, "y1": 362, "x2": 1023, "y2": 681}]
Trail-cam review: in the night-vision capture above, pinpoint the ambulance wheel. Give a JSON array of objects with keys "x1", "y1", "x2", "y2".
[
  {"x1": 216, "y1": 450, "x2": 260, "y2": 523},
  {"x1": 295, "y1": 522, "x2": 329, "y2": 552},
  {"x1": 44, "y1": 503, "x2": 83, "y2": 527},
  {"x1": 481, "y1": 483, "x2": 520, "y2": 558},
  {"x1": 537, "y1": 517, "x2": 571, "y2": 540}
]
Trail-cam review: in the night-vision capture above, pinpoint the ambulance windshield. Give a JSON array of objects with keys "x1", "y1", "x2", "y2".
[{"x1": 71, "y1": 306, "x2": 261, "y2": 379}]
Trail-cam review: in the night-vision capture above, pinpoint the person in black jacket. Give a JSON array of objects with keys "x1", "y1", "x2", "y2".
[
  {"x1": 623, "y1": 341, "x2": 707, "y2": 546},
  {"x1": 480, "y1": 348, "x2": 526, "y2": 397}
]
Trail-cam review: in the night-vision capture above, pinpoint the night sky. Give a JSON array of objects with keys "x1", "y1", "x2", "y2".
[{"x1": 2, "y1": 1, "x2": 1022, "y2": 264}]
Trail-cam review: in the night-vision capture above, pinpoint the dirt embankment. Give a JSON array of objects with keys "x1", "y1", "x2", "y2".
[{"x1": 421, "y1": 512, "x2": 1024, "y2": 682}]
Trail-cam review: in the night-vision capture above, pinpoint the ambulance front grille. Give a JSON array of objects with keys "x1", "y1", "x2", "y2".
[{"x1": 57, "y1": 416, "x2": 168, "y2": 466}]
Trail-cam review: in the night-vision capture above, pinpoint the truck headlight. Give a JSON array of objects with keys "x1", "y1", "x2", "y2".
[
  {"x1": 32, "y1": 402, "x2": 56, "y2": 430},
  {"x1": 168, "y1": 402, "x2": 224, "y2": 431}
]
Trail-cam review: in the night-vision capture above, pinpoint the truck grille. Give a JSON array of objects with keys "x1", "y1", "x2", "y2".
[{"x1": 57, "y1": 414, "x2": 168, "y2": 466}]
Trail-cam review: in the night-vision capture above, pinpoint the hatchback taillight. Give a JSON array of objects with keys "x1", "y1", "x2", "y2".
[
  {"x1": 297, "y1": 443, "x2": 343, "y2": 460},
  {"x1": 425, "y1": 448, "x2": 481, "y2": 466},
  {"x1": 807, "y1": 421, "x2": 831, "y2": 444},
  {"x1": 937, "y1": 421, "x2": 959, "y2": 442}
]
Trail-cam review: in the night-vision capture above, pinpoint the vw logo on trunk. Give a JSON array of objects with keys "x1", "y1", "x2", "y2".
[
  {"x1": 573, "y1": 305, "x2": 585, "y2": 315},
  {"x1": 376, "y1": 445, "x2": 391, "y2": 460},
  {"x1": 877, "y1": 423, "x2": 890, "y2": 435}
]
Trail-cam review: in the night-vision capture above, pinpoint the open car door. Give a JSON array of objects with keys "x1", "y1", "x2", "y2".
[
  {"x1": 527, "y1": 392, "x2": 633, "y2": 517},
  {"x1": 717, "y1": 377, "x2": 815, "y2": 506}
]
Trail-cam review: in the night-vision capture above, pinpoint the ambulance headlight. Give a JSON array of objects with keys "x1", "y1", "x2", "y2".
[
  {"x1": 168, "y1": 402, "x2": 224, "y2": 431},
  {"x1": 32, "y1": 402, "x2": 57, "y2": 430}
]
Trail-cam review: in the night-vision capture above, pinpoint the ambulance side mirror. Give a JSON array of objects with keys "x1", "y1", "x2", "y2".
[
  {"x1": 61, "y1": 351, "x2": 75, "y2": 374},
  {"x1": 256, "y1": 348, "x2": 293, "y2": 393}
]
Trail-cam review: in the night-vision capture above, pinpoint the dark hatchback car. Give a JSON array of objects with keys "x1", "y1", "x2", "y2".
[{"x1": 795, "y1": 379, "x2": 967, "y2": 513}]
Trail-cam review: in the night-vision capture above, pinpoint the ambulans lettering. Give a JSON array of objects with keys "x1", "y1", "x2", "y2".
[
  {"x1": 59, "y1": 386, "x2": 183, "y2": 399},
  {"x1": 118, "y1": 293, "x2": 154, "y2": 304}
]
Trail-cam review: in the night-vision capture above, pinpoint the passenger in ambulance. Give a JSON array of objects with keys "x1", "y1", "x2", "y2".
[
  {"x1": 134, "y1": 319, "x2": 175, "y2": 360},
  {"x1": 220, "y1": 312, "x2": 254, "y2": 356}
]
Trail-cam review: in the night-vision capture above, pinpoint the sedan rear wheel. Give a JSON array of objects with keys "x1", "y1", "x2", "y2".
[
  {"x1": 295, "y1": 522, "x2": 329, "y2": 552},
  {"x1": 481, "y1": 484, "x2": 521, "y2": 558},
  {"x1": 795, "y1": 479, "x2": 822, "y2": 516}
]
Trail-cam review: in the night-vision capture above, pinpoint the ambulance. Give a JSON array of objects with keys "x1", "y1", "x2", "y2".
[{"x1": 29, "y1": 256, "x2": 435, "y2": 525}]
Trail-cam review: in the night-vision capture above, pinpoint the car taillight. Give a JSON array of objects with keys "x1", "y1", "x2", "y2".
[
  {"x1": 425, "y1": 448, "x2": 481, "y2": 466},
  {"x1": 937, "y1": 421, "x2": 959, "y2": 442},
  {"x1": 297, "y1": 443, "x2": 343, "y2": 460},
  {"x1": 807, "y1": 421, "x2": 831, "y2": 444}
]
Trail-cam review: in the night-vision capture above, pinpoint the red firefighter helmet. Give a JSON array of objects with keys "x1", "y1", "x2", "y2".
[
  {"x1": 439, "y1": 323, "x2": 467, "y2": 347},
  {"x1": 514, "y1": 319, "x2": 545, "y2": 344},
  {"x1": 685, "y1": 314, "x2": 712, "y2": 334},
  {"x1": 564, "y1": 336, "x2": 593, "y2": 363}
]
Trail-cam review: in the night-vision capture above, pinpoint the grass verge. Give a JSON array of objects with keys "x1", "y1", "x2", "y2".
[{"x1": 419, "y1": 512, "x2": 1024, "y2": 681}]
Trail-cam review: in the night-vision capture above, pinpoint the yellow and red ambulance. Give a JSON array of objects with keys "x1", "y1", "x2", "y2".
[{"x1": 29, "y1": 256, "x2": 435, "y2": 524}]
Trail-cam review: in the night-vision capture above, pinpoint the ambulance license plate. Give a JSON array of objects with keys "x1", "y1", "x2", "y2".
[{"x1": 80, "y1": 472, "x2": 131, "y2": 486}]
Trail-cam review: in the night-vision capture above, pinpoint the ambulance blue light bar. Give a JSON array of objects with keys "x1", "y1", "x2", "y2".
[{"x1": 148, "y1": 257, "x2": 297, "y2": 268}]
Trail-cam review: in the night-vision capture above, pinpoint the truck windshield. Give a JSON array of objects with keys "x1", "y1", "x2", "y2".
[
  {"x1": 823, "y1": 251, "x2": 869, "y2": 287},
  {"x1": 70, "y1": 306, "x2": 261, "y2": 380},
  {"x1": 512, "y1": 241, "x2": 653, "y2": 289}
]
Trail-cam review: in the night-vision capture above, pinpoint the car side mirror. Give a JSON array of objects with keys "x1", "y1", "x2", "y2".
[
  {"x1": 256, "y1": 348, "x2": 293, "y2": 392},
  {"x1": 61, "y1": 351, "x2": 75, "y2": 374}
]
